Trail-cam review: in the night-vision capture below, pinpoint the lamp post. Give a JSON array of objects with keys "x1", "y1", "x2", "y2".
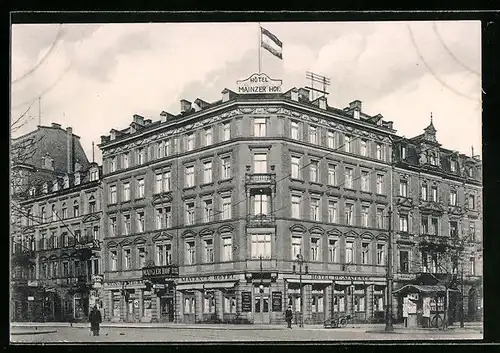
[
  {"x1": 385, "y1": 206, "x2": 394, "y2": 332},
  {"x1": 121, "y1": 281, "x2": 129, "y2": 322},
  {"x1": 259, "y1": 255, "x2": 264, "y2": 293},
  {"x1": 293, "y1": 252, "x2": 307, "y2": 327}
]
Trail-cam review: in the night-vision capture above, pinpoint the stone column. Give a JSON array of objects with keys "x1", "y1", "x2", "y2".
[
  {"x1": 138, "y1": 289, "x2": 143, "y2": 322},
  {"x1": 195, "y1": 290, "x2": 203, "y2": 323},
  {"x1": 304, "y1": 284, "x2": 312, "y2": 324},
  {"x1": 217, "y1": 289, "x2": 224, "y2": 321},
  {"x1": 324, "y1": 284, "x2": 331, "y2": 320},
  {"x1": 176, "y1": 289, "x2": 183, "y2": 323},
  {"x1": 367, "y1": 284, "x2": 374, "y2": 322}
]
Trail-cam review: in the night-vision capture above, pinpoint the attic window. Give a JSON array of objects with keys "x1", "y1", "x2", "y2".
[
  {"x1": 52, "y1": 180, "x2": 59, "y2": 192},
  {"x1": 450, "y1": 159, "x2": 457, "y2": 172},
  {"x1": 42, "y1": 183, "x2": 48, "y2": 194},
  {"x1": 401, "y1": 146, "x2": 407, "y2": 160},
  {"x1": 29, "y1": 187, "x2": 36, "y2": 196},
  {"x1": 90, "y1": 168, "x2": 99, "y2": 182},
  {"x1": 64, "y1": 176, "x2": 69, "y2": 189},
  {"x1": 429, "y1": 153, "x2": 437, "y2": 166},
  {"x1": 74, "y1": 172, "x2": 81, "y2": 185},
  {"x1": 353, "y1": 110, "x2": 360, "y2": 119}
]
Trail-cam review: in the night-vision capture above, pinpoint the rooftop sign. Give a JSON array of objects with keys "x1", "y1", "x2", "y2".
[{"x1": 237, "y1": 73, "x2": 282, "y2": 94}]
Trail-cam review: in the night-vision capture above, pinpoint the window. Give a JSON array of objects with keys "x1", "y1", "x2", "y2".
[
  {"x1": 186, "y1": 133, "x2": 195, "y2": 151},
  {"x1": 205, "y1": 127, "x2": 213, "y2": 145},
  {"x1": 156, "y1": 141, "x2": 163, "y2": 159},
  {"x1": 123, "y1": 153, "x2": 129, "y2": 168},
  {"x1": 449, "y1": 190, "x2": 457, "y2": 206},
  {"x1": 136, "y1": 178, "x2": 145, "y2": 198},
  {"x1": 52, "y1": 204, "x2": 57, "y2": 221},
  {"x1": 291, "y1": 195, "x2": 301, "y2": 218},
  {"x1": 253, "y1": 153, "x2": 267, "y2": 173},
  {"x1": 376, "y1": 144, "x2": 383, "y2": 160},
  {"x1": 254, "y1": 118, "x2": 267, "y2": 137},
  {"x1": 429, "y1": 153, "x2": 437, "y2": 166},
  {"x1": 61, "y1": 203, "x2": 67, "y2": 219},
  {"x1": 421, "y1": 217, "x2": 429, "y2": 234},
  {"x1": 155, "y1": 174, "x2": 162, "y2": 194},
  {"x1": 123, "y1": 249, "x2": 131, "y2": 270},
  {"x1": 110, "y1": 216, "x2": 117, "y2": 236},
  {"x1": 345, "y1": 168, "x2": 354, "y2": 189},
  {"x1": 222, "y1": 122, "x2": 230, "y2": 141},
  {"x1": 203, "y1": 161, "x2": 213, "y2": 184},
  {"x1": 254, "y1": 194, "x2": 268, "y2": 215},
  {"x1": 63, "y1": 177, "x2": 69, "y2": 189},
  {"x1": 93, "y1": 226, "x2": 99, "y2": 240},
  {"x1": 136, "y1": 211, "x2": 145, "y2": 233},
  {"x1": 185, "y1": 240, "x2": 196, "y2": 265},
  {"x1": 309, "y1": 126, "x2": 317, "y2": 144},
  {"x1": 162, "y1": 171, "x2": 172, "y2": 193},
  {"x1": 164, "y1": 139, "x2": 171, "y2": 157},
  {"x1": 251, "y1": 234, "x2": 271, "y2": 259},
  {"x1": 431, "y1": 217, "x2": 439, "y2": 235},
  {"x1": 123, "y1": 182, "x2": 130, "y2": 201},
  {"x1": 221, "y1": 196, "x2": 232, "y2": 220},
  {"x1": 421, "y1": 184, "x2": 428, "y2": 201},
  {"x1": 137, "y1": 148, "x2": 144, "y2": 165},
  {"x1": 309, "y1": 161, "x2": 318, "y2": 183},
  {"x1": 376, "y1": 208, "x2": 384, "y2": 229},
  {"x1": 110, "y1": 185, "x2": 117, "y2": 204},
  {"x1": 311, "y1": 238, "x2": 321, "y2": 261},
  {"x1": 328, "y1": 165, "x2": 336, "y2": 185},
  {"x1": 360, "y1": 140, "x2": 367, "y2": 156},
  {"x1": 449, "y1": 221, "x2": 458, "y2": 238},
  {"x1": 344, "y1": 135, "x2": 351, "y2": 153},
  {"x1": 468, "y1": 194, "x2": 476, "y2": 209},
  {"x1": 123, "y1": 215, "x2": 131, "y2": 235},
  {"x1": 400, "y1": 251, "x2": 409, "y2": 273},
  {"x1": 185, "y1": 166, "x2": 195, "y2": 188},
  {"x1": 361, "y1": 171, "x2": 370, "y2": 192},
  {"x1": 291, "y1": 121, "x2": 299, "y2": 140},
  {"x1": 110, "y1": 251, "x2": 117, "y2": 271},
  {"x1": 185, "y1": 201, "x2": 195, "y2": 225},
  {"x1": 399, "y1": 214, "x2": 409, "y2": 232},
  {"x1": 184, "y1": 297, "x2": 195, "y2": 314},
  {"x1": 345, "y1": 241, "x2": 354, "y2": 263},
  {"x1": 377, "y1": 244, "x2": 385, "y2": 265},
  {"x1": 469, "y1": 222, "x2": 476, "y2": 241},
  {"x1": 376, "y1": 175, "x2": 384, "y2": 194},
  {"x1": 110, "y1": 157, "x2": 117, "y2": 172},
  {"x1": 431, "y1": 253, "x2": 439, "y2": 273},
  {"x1": 156, "y1": 208, "x2": 165, "y2": 229},
  {"x1": 470, "y1": 257, "x2": 475, "y2": 275},
  {"x1": 90, "y1": 169, "x2": 99, "y2": 181},
  {"x1": 137, "y1": 247, "x2": 146, "y2": 268},
  {"x1": 399, "y1": 180, "x2": 408, "y2": 197},
  {"x1": 221, "y1": 157, "x2": 231, "y2": 179},
  {"x1": 431, "y1": 186, "x2": 438, "y2": 202},
  {"x1": 310, "y1": 198, "x2": 320, "y2": 221},
  {"x1": 156, "y1": 243, "x2": 172, "y2": 266},
  {"x1": 361, "y1": 243, "x2": 370, "y2": 264},
  {"x1": 291, "y1": 156, "x2": 301, "y2": 179},
  {"x1": 88, "y1": 196, "x2": 96, "y2": 214},
  {"x1": 204, "y1": 239, "x2": 214, "y2": 263},
  {"x1": 328, "y1": 200, "x2": 338, "y2": 223},
  {"x1": 328, "y1": 238, "x2": 338, "y2": 262},
  {"x1": 345, "y1": 203, "x2": 354, "y2": 225},
  {"x1": 450, "y1": 159, "x2": 457, "y2": 172},
  {"x1": 401, "y1": 146, "x2": 407, "y2": 160},
  {"x1": 468, "y1": 167, "x2": 473, "y2": 178},
  {"x1": 222, "y1": 235, "x2": 232, "y2": 262},
  {"x1": 327, "y1": 131, "x2": 336, "y2": 148},
  {"x1": 291, "y1": 235, "x2": 302, "y2": 259},
  {"x1": 361, "y1": 206, "x2": 369, "y2": 227},
  {"x1": 203, "y1": 199, "x2": 213, "y2": 222}
]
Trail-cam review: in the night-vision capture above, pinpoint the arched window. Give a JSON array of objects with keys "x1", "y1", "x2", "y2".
[
  {"x1": 429, "y1": 153, "x2": 436, "y2": 166},
  {"x1": 88, "y1": 196, "x2": 96, "y2": 214},
  {"x1": 73, "y1": 200, "x2": 80, "y2": 217},
  {"x1": 61, "y1": 203, "x2": 67, "y2": 219},
  {"x1": 41, "y1": 207, "x2": 46, "y2": 223},
  {"x1": 51, "y1": 204, "x2": 57, "y2": 221}
]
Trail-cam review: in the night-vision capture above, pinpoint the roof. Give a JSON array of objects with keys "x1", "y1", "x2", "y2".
[{"x1": 393, "y1": 284, "x2": 460, "y2": 295}]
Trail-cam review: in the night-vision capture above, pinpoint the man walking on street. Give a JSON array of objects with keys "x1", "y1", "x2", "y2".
[
  {"x1": 89, "y1": 305, "x2": 102, "y2": 336},
  {"x1": 285, "y1": 305, "x2": 293, "y2": 329}
]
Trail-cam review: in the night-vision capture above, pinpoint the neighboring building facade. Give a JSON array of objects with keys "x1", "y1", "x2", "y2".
[
  {"x1": 10, "y1": 124, "x2": 104, "y2": 322},
  {"x1": 98, "y1": 88, "x2": 401, "y2": 324},
  {"x1": 391, "y1": 121, "x2": 483, "y2": 323}
]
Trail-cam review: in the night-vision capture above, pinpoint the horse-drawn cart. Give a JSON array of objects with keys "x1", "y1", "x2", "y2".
[{"x1": 323, "y1": 314, "x2": 352, "y2": 328}]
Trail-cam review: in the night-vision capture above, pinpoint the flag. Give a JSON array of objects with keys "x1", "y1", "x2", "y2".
[{"x1": 261, "y1": 26, "x2": 283, "y2": 60}]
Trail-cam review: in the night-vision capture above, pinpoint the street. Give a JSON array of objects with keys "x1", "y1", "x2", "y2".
[{"x1": 11, "y1": 325, "x2": 483, "y2": 343}]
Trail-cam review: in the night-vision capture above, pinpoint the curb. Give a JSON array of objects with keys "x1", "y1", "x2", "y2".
[{"x1": 11, "y1": 330, "x2": 58, "y2": 336}]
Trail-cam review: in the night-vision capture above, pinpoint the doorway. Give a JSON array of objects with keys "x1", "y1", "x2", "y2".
[
  {"x1": 254, "y1": 294, "x2": 270, "y2": 324},
  {"x1": 160, "y1": 296, "x2": 175, "y2": 322}
]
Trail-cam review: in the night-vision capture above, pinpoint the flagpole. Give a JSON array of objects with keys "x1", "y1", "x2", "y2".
[{"x1": 258, "y1": 22, "x2": 261, "y2": 73}]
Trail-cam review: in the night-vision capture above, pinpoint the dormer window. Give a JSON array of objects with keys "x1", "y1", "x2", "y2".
[
  {"x1": 74, "y1": 172, "x2": 81, "y2": 185},
  {"x1": 353, "y1": 110, "x2": 360, "y2": 119},
  {"x1": 90, "y1": 168, "x2": 99, "y2": 181},
  {"x1": 429, "y1": 153, "x2": 437, "y2": 166},
  {"x1": 137, "y1": 148, "x2": 144, "y2": 165},
  {"x1": 450, "y1": 159, "x2": 457, "y2": 172},
  {"x1": 401, "y1": 146, "x2": 407, "y2": 160},
  {"x1": 52, "y1": 180, "x2": 59, "y2": 192},
  {"x1": 468, "y1": 167, "x2": 473, "y2": 178},
  {"x1": 63, "y1": 176, "x2": 69, "y2": 189},
  {"x1": 110, "y1": 156, "x2": 117, "y2": 172},
  {"x1": 29, "y1": 187, "x2": 36, "y2": 196},
  {"x1": 42, "y1": 183, "x2": 48, "y2": 194}
]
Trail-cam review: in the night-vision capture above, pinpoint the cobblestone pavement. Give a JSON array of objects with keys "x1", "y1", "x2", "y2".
[{"x1": 11, "y1": 326, "x2": 482, "y2": 343}]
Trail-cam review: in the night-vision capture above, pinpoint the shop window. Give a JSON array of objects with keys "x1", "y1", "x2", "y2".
[
  {"x1": 400, "y1": 250, "x2": 409, "y2": 273},
  {"x1": 354, "y1": 296, "x2": 365, "y2": 312},
  {"x1": 184, "y1": 296, "x2": 195, "y2": 314},
  {"x1": 311, "y1": 295, "x2": 324, "y2": 313},
  {"x1": 224, "y1": 296, "x2": 236, "y2": 313},
  {"x1": 203, "y1": 295, "x2": 215, "y2": 313}
]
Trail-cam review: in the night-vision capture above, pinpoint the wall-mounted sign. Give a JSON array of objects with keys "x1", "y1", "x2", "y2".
[
  {"x1": 27, "y1": 296, "x2": 34, "y2": 301},
  {"x1": 394, "y1": 273, "x2": 417, "y2": 281},
  {"x1": 272, "y1": 291, "x2": 282, "y2": 312},
  {"x1": 236, "y1": 73, "x2": 282, "y2": 94},
  {"x1": 311, "y1": 274, "x2": 372, "y2": 282},
  {"x1": 178, "y1": 274, "x2": 236, "y2": 283},
  {"x1": 241, "y1": 291, "x2": 252, "y2": 312},
  {"x1": 142, "y1": 265, "x2": 179, "y2": 279},
  {"x1": 27, "y1": 281, "x2": 38, "y2": 287}
]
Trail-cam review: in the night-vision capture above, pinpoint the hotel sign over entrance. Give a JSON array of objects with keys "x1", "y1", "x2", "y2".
[{"x1": 236, "y1": 73, "x2": 282, "y2": 94}]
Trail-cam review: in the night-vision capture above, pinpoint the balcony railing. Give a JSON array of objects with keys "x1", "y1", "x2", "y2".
[
  {"x1": 396, "y1": 196, "x2": 414, "y2": 207},
  {"x1": 246, "y1": 214, "x2": 276, "y2": 227},
  {"x1": 419, "y1": 233, "x2": 450, "y2": 248},
  {"x1": 245, "y1": 173, "x2": 276, "y2": 185}
]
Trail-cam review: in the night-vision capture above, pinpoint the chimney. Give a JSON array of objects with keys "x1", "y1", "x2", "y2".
[
  {"x1": 133, "y1": 114, "x2": 145, "y2": 126},
  {"x1": 194, "y1": 98, "x2": 210, "y2": 110},
  {"x1": 66, "y1": 127, "x2": 73, "y2": 174},
  {"x1": 180, "y1": 99, "x2": 192, "y2": 113},
  {"x1": 298, "y1": 88, "x2": 310, "y2": 102},
  {"x1": 289, "y1": 88, "x2": 299, "y2": 102},
  {"x1": 144, "y1": 119, "x2": 152, "y2": 126},
  {"x1": 51, "y1": 122, "x2": 62, "y2": 129},
  {"x1": 221, "y1": 89, "x2": 232, "y2": 103},
  {"x1": 349, "y1": 100, "x2": 362, "y2": 112},
  {"x1": 110, "y1": 129, "x2": 117, "y2": 141},
  {"x1": 160, "y1": 111, "x2": 176, "y2": 123},
  {"x1": 318, "y1": 96, "x2": 327, "y2": 110}
]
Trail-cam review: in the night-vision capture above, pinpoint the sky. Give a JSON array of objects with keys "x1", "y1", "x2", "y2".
[{"x1": 11, "y1": 21, "x2": 482, "y2": 164}]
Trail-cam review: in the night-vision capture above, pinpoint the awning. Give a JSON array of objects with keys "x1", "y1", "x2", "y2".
[
  {"x1": 204, "y1": 281, "x2": 237, "y2": 289},
  {"x1": 176, "y1": 281, "x2": 238, "y2": 291},
  {"x1": 393, "y1": 284, "x2": 460, "y2": 296},
  {"x1": 286, "y1": 279, "x2": 334, "y2": 284}
]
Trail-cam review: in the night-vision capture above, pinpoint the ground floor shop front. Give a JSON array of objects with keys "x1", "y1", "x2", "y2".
[{"x1": 101, "y1": 272, "x2": 389, "y2": 324}]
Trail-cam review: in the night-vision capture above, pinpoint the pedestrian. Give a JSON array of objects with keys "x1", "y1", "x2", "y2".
[
  {"x1": 89, "y1": 305, "x2": 102, "y2": 336},
  {"x1": 285, "y1": 305, "x2": 293, "y2": 329}
]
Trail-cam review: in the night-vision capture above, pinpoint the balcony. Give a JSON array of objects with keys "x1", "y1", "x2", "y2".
[
  {"x1": 11, "y1": 248, "x2": 36, "y2": 267},
  {"x1": 246, "y1": 214, "x2": 276, "y2": 228},
  {"x1": 447, "y1": 205, "x2": 464, "y2": 215},
  {"x1": 245, "y1": 173, "x2": 276, "y2": 185},
  {"x1": 419, "y1": 200, "x2": 444, "y2": 214},
  {"x1": 419, "y1": 233, "x2": 451, "y2": 250},
  {"x1": 396, "y1": 232, "x2": 415, "y2": 244},
  {"x1": 396, "y1": 196, "x2": 414, "y2": 208}
]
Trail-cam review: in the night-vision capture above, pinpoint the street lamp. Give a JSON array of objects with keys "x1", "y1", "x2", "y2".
[
  {"x1": 385, "y1": 206, "x2": 394, "y2": 332},
  {"x1": 259, "y1": 255, "x2": 264, "y2": 294},
  {"x1": 293, "y1": 252, "x2": 308, "y2": 327},
  {"x1": 121, "y1": 281, "x2": 129, "y2": 322}
]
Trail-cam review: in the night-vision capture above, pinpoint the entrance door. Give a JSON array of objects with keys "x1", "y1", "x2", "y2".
[
  {"x1": 160, "y1": 297, "x2": 175, "y2": 322},
  {"x1": 254, "y1": 295, "x2": 270, "y2": 324}
]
